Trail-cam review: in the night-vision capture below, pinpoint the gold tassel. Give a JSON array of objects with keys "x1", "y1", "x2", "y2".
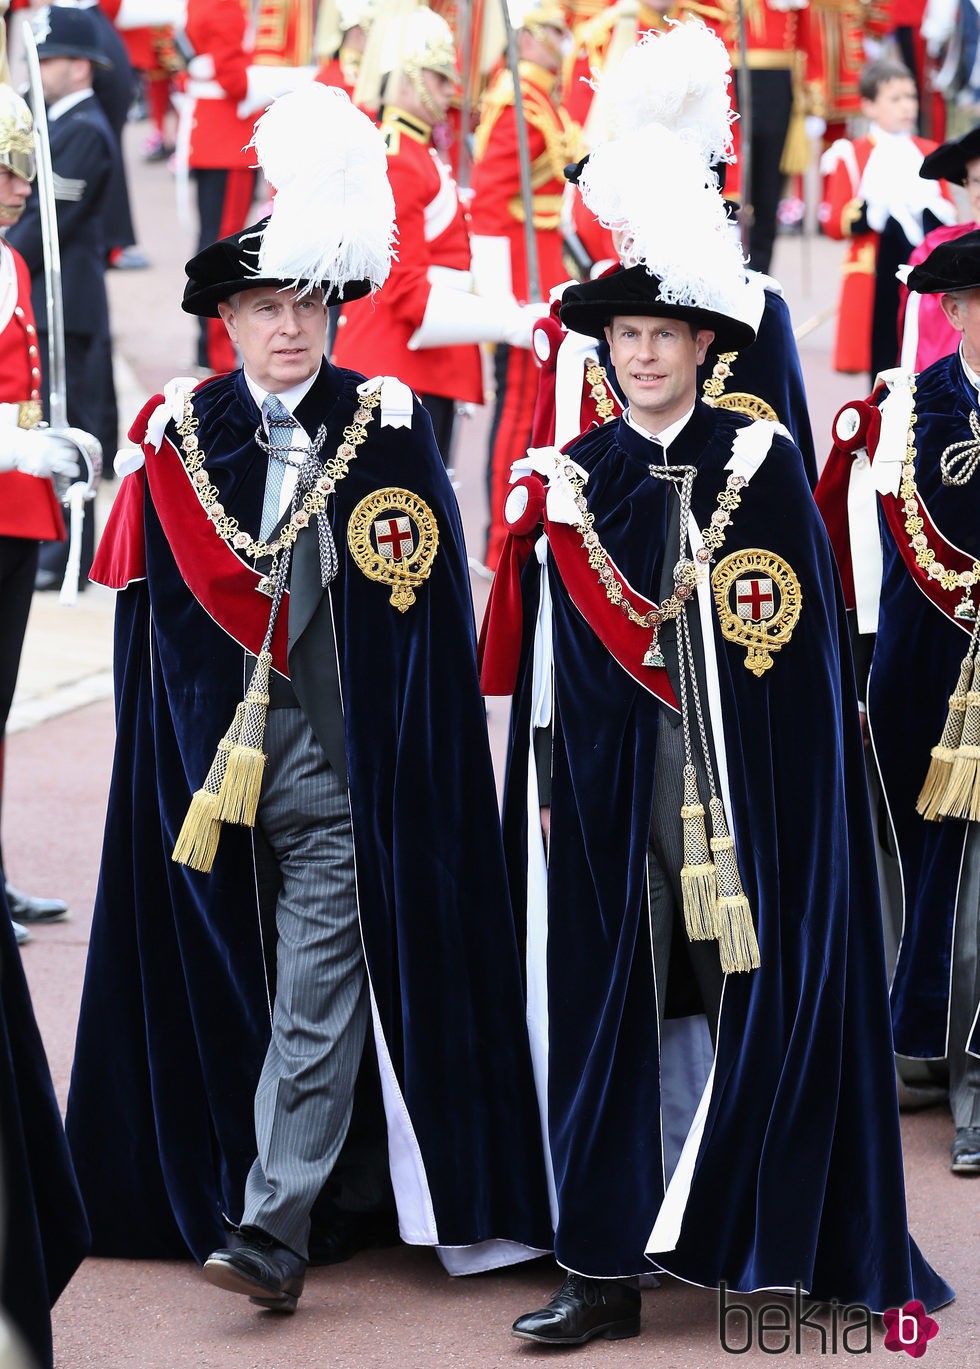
[
  {"x1": 171, "y1": 709, "x2": 243, "y2": 872},
  {"x1": 680, "y1": 765, "x2": 717, "y2": 940},
  {"x1": 708, "y1": 796, "x2": 761, "y2": 974},
  {"x1": 916, "y1": 654, "x2": 973, "y2": 820},
  {"x1": 171, "y1": 788, "x2": 222, "y2": 873},
  {"x1": 937, "y1": 656, "x2": 980, "y2": 821},
  {"x1": 217, "y1": 651, "x2": 272, "y2": 827}
]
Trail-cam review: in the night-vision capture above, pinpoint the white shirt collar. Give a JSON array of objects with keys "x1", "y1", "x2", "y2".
[
  {"x1": 244, "y1": 364, "x2": 321, "y2": 428},
  {"x1": 623, "y1": 403, "x2": 695, "y2": 451},
  {"x1": 47, "y1": 89, "x2": 94, "y2": 122},
  {"x1": 959, "y1": 345, "x2": 980, "y2": 393}
]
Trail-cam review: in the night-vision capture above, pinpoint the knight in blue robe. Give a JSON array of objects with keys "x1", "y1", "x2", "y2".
[
  {"x1": 64, "y1": 95, "x2": 552, "y2": 1315},
  {"x1": 817, "y1": 228, "x2": 980, "y2": 1177},
  {"x1": 480, "y1": 259, "x2": 952, "y2": 1345}
]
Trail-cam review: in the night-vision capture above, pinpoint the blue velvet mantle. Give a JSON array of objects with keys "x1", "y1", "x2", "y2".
[
  {"x1": 502, "y1": 405, "x2": 952, "y2": 1311},
  {"x1": 65, "y1": 364, "x2": 551, "y2": 1262},
  {"x1": 868, "y1": 351, "x2": 980, "y2": 1061},
  {"x1": 0, "y1": 889, "x2": 90, "y2": 1368}
]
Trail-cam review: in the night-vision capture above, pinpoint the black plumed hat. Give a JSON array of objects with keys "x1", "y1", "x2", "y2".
[{"x1": 181, "y1": 219, "x2": 373, "y2": 318}]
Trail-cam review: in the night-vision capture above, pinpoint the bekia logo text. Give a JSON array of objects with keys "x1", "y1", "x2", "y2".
[{"x1": 719, "y1": 1283, "x2": 940, "y2": 1356}]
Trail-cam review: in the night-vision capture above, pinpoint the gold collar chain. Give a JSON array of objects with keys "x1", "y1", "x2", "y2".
[
  {"x1": 176, "y1": 383, "x2": 383, "y2": 561},
  {"x1": 903, "y1": 378, "x2": 979, "y2": 620},
  {"x1": 562, "y1": 454, "x2": 747, "y2": 665}
]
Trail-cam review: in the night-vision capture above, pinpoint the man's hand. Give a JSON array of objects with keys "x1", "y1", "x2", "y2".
[{"x1": 540, "y1": 805, "x2": 551, "y2": 857}]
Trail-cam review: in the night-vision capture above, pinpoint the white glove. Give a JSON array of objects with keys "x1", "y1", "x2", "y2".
[
  {"x1": 236, "y1": 65, "x2": 317, "y2": 119},
  {"x1": 0, "y1": 427, "x2": 80, "y2": 481},
  {"x1": 408, "y1": 287, "x2": 547, "y2": 349},
  {"x1": 501, "y1": 301, "x2": 550, "y2": 349},
  {"x1": 805, "y1": 116, "x2": 827, "y2": 141}
]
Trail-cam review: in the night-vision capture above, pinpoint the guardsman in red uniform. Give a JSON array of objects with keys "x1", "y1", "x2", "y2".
[
  {"x1": 0, "y1": 72, "x2": 86, "y2": 941},
  {"x1": 181, "y1": 0, "x2": 313, "y2": 373},
  {"x1": 314, "y1": 0, "x2": 376, "y2": 98},
  {"x1": 470, "y1": 0, "x2": 581, "y2": 567},
  {"x1": 334, "y1": 7, "x2": 541, "y2": 463}
]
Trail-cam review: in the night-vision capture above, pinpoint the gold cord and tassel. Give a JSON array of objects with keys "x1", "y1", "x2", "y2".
[
  {"x1": 680, "y1": 763, "x2": 717, "y2": 940},
  {"x1": 708, "y1": 796, "x2": 761, "y2": 974},
  {"x1": 217, "y1": 651, "x2": 272, "y2": 827},
  {"x1": 171, "y1": 710, "x2": 242, "y2": 873},
  {"x1": 916, "y1": 653, "x2": 973, "y2": 820},
  {"x1": 936, "y1": 654, "x2": 980, "y2": 821}
]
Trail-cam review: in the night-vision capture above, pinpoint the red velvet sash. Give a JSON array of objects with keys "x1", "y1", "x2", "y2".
[
  {"x1": 881, "y1": 489, "x2": 978, "y2": 634},
  {"x1": 479, "y1": 514, "x2": 679, "y2": 711},
  {"x1": 91, "y1": 429, "x2": 290, "y2": 676}
]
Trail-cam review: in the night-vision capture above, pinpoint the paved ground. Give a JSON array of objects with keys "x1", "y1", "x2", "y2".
[{"x1": 6, "y1": 125, "x2": 978, "y2": 1367}]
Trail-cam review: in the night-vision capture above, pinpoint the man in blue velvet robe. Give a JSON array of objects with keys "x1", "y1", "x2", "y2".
[
  {"x1": 819, "y1": 230, "x2": 980, "y2": 1178},
  {"x1": 64, "y1": 191, "x2": 551, "y2": 1311},
  {"x1": 480, "y1": 260, "x2": 952, "y2": 1345}
]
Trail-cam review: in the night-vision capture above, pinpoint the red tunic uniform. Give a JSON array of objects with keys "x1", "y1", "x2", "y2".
[
  {"x1": 470, "y1": 61, "x2": 580, "y2": 303},
  {"x1": 0, "y1": 242, "x2": 63, "y2": 543},
  {"x1": 470, "y1": 61, "x2": 580, "y2": 567},
  {"x1": 184, "y1": 0, "x2": 257, "y2": 172},
  {"x1": 562, "y1": 2, "x2": 677, "y2": 129},
  {"x1": 332, "y1": 110, "x2": 483, "y2": 405}
]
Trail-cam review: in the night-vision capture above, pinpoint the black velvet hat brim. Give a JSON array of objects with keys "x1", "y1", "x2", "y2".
[
  {"x1": 919, "y1": 126, "x2": 980, "y2": 185},
  {"x1": 906, "y1": 227, "x2": 980, "y2": 294},
  {"x1": 181, "y1": 277, "x2": 373, "y2": 318},
  {"x1": 559, "y1": 265, "x2": 756, "y2": 351}
]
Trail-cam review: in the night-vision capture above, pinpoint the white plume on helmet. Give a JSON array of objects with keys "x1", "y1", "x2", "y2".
[
  {"x1": 578, "y1": 124, "x2": 759, "y2": 324},
  {"x1": 602, "y1": 19, "x2": 737, "y2": 170},
  {"x1": 249, "y1": 83, "x2": 396, "y2": 294}
]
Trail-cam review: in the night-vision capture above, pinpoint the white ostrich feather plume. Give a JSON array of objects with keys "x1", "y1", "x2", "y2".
[
  {"x1": 249, "y1": 84, "x2": 396, "y2": 292},
  {"x1": 604, "y1": 19, "x2": 736, "y2": 169},
  {"x1": 579, "y1": 124, "x2": 749, "y2": 318}
]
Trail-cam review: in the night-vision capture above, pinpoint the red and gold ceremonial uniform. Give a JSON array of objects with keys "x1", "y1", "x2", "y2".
[
  {"x1": 808, "y1": 0, "x2": 889, "y2": 139},
  {"x1": 820, "y1": 133, "x2": 947, "y2": 374},
  {"x1": 253, "y1": 0, "x2": 315, "y2": 66},
  {"x1": 0, "y1": 242, "x2": 62, "y2": 544},
  {"x1": 470, "y1": 60, "x2": 580, "y2": 566},
  {"x1": 332, "y1": 108, "x2": 483, "y2": 406},
  {"x1": 562, "y1": 2, "x2": 678, "y2": 128}
]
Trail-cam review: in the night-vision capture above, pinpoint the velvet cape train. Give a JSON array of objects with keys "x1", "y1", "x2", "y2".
[
  {"x1": 0, "y1": 889, "x2": 90, "y2": 1368},
  {"x1": 65, "y1": 363, "x2": 552, "y2": 1265},
  {"x1": 867, "y1": 351, "x2": 980, "y2": 1061},
  {"x1": 497, "y1": 405, "x2": 952, "y2": 1311}
]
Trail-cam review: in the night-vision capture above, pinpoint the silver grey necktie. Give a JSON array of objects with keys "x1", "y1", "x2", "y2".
[{"x1": 260, "y1": 393, "x2": 296, "y2": 539}]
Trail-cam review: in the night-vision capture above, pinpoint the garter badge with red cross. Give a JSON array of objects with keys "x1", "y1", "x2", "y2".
[
  {"x1": 712, "y1": 549, "x2": 802, "y2": 676},
  {"x1": 347, "y1": 487, "x2": 439, "y2": 612}
]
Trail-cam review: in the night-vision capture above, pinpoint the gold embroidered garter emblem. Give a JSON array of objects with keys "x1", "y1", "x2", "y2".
[
  {"x1": 712, "y1": 550, "x2": 802, "y2": 677},
  {"x1": 347, "y1": 487, "x2": 439, "y2": 612}
]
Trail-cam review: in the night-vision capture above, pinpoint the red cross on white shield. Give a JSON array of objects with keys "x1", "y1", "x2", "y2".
[
  {"x1": 735, "y1": 576, "x2": 775, "y2": 622},
  {"x1": 373, "y1": 515, "x2": 416, "y2": 561}
]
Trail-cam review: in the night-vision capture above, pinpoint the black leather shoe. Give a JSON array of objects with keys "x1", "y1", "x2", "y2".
[
  {"x1": 951, "y1": 1127, "x2": 980, "y2": 1174},
  {"x1": 512, "y1": 1272, "x2": 641, "y2": 1344},
  {"x1": 203, "y1": 1227, "x2": 306, "y2": 1312},
  {"x1": 5, "y1": 884, "x2": 69, "y2": 924}
]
